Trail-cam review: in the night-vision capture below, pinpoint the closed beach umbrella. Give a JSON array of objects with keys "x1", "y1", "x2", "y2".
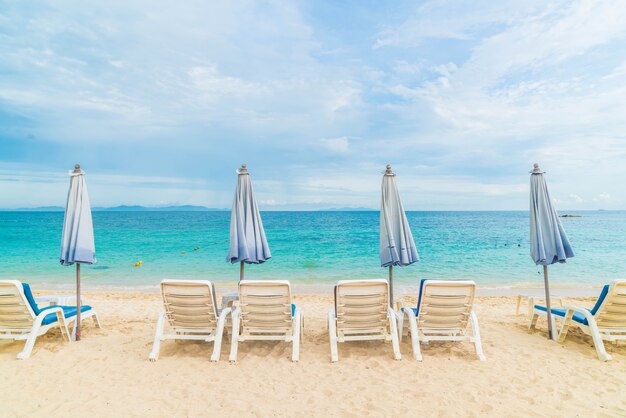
[
  {"x1": 60, "y1": 164, "x2": 96, "y2": 341},
  {"x1": 529, "y1": 163, "x2": 574, "y2": 340},
  {"x1": 226, "y1": 164, "x2": 271, "y2": 280},
  {"x1": 380, "y1": 164, "x2": 419, "y2": 307}
]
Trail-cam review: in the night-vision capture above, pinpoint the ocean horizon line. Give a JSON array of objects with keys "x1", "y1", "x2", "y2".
[{"x1": 0, "y1": 206, "x2": 621, "y2": 213}]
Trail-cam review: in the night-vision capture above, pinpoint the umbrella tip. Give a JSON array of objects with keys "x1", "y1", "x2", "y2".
[
  {"x1": 73, "y1": 164, "x2": 81, "y2": 173},
  {"x1": 530, "y1": 163, "x2": 543, "y2": 174},
  {"x1": 385, "y1": 164, "x2": 394, "y2": 175},
  {"x1": 238, "y1": 163, "x2": 248, "y2": 174}
]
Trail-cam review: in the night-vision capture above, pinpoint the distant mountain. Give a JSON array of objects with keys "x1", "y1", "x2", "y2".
[
  {"x1": 2, "y1": 206, "x2": 65, "y2": 212},
  {"x1": 94, "y1": 205, "x2": 227, "y2": 211},
  {"x1": 318, "y1": 207, "x2": 376, "y2": 211},
  {"x1": 2, "y1": 205, "x2": 228, "y2": 212}
]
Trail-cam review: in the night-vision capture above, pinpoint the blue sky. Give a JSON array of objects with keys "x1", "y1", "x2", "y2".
[{"x1": 1, "y1": 0, "x2": 625, "y2": 210}]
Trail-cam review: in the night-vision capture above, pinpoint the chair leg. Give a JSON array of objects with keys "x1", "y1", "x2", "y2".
[
  {"x1": 292, "y1": 309, "x2": 302, "y2": 362},
  {"x1": 388, "y1": 307, "x2": 401, "y2": 360},
  {"x1": 557, "y1": 311, "x2": 573, "y2": 343},
  {"x1": 515, "y1": 295, "x2": 522, "y2": 315},
  {"x1": 529, "y1": 311, "x2": 539, "y2": 330},
  {"x1": 405, "y1": 309, "x2": 422, "y2": 361},
  {"x1": 328, "y1": 309, "x2": 339, "y2": 362},
  {"x1": 211, "y1": 307, "x2": 231, "y2": 362},
  {"x1": 56, "y1": 311, "x2": 71, "y2": 342},
  {"x1": 229, "y1": 309, "x2": 241, "y2": 362},
  {"x1": 148, "y1": 311, "x2": 166, "y2": 361},
  {"x1": 16, "y1": 326, "x2": 41, "y2": 360},
  {"x1": 92, "y1": 311, "x2": 102, "y2": 328},
  {"x1": 587, "y1": 319, "x2": 612, "y2": 361},
  {"x1": 395, "y1": 311, "x2": 404, "y2": 343},
  {"x1": 470, "y1": 311, "x2": 486, "y2": 361},
  {"x1": 527, "y1": 297, "x2": 535, "y2": 320}
]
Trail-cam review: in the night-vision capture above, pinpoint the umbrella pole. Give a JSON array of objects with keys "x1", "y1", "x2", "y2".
[
  {"x1": 543, "y1": 265, "x2": 554, "y2": 340},
  {"x1": 240, "y1": 261, "x2": 244, "y2": 282},
  {"x1": 76, "y1": 263, "x2": 81, "y2": 341},
  {"x1": 388, "y1": 265, "x2": 394, "y2": 308}
]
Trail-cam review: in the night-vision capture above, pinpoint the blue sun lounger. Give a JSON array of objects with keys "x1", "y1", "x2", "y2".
[
  {"x1": 530, "y1": 279, "x2": 626, "y2": 361},
  {"x1": 0, "y1": 280, "x2": 100, "y2": 359}
]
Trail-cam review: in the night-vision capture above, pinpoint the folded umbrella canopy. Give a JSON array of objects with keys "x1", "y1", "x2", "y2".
[
  {"x1": 529, "y1": 163, "x2": 574, "y2": 340},
  {"x1": 60, "y1": 164, "x2": 96, "y2": 341},
  {"x1": 380, "y1": 164, "x2": 419, "y2": 307},
  {"x1": 226, "y1": 164, "x2": 271, "y2": 280}
]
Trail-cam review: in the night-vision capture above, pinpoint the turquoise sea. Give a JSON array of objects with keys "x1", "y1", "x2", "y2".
[{"x1": 0, "y1": 211, "x2": 624, "y2": 290}]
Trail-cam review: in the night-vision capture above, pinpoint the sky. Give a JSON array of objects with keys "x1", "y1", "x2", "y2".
[{"x1": 1, "y1": 0, "x2": 625, "y2": 210}]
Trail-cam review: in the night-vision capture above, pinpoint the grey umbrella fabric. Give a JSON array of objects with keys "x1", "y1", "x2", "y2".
[
  {"x1": 380, "y1": 164, "x2": 418, "y2": 306},
  {"x1": 60, "y1": 166, "x2": 96, "y2": 266},
  {"x1": 226, "y1": 164, "x2": 271, "y2": 279},
  {"x1": 529, "y1": 163, "x2": 574, "y2": 339},
  {"x1": 60, "y1": 164, "x2": 96, "y2": 341},
  {"x1": 530, "y1": 164, "x2": 574, "y2": 266}
]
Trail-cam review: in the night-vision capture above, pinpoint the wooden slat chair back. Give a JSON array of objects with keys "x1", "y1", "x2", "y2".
[
  {"x1": 398, "y1": 280, "x2": 485, "y2": 361},
  {"x1": 417, "y1": 281, "x2": 476, "y2": 334},
  {"x1": 229, "y1": 280, "x2": 303, "y2": 362},
  {"x1": 335, "y1": 280, "x2": 390, "y2": 339},
  {"x1": 593, "y1": 280, "x2": 626, "y2": 332},
  {"x1": 149, "y1": 280, "x2": 230, "y2": 362},
  {"x1": 161, "y1": 280, "x2": 218, "y2": 333},
  {"x1": 0, "y1": 280, "x2": 72, "y2": 359},
  {"x1": 0, "y1": 281, "x2": 36, "y2": 331},
  {"x1": 238, "y1": 280, "x2": 293, "y2": 337},
  {"x1": 328, "y1": 279, "x2": 401, "y2": 362}
]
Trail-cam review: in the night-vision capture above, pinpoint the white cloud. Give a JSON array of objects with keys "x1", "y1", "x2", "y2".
[
  {"x1": 374, "y1": 0, "x2": 546, "y2": 48},
  {"x1": 321, "y1": 137, "x2": 350, "y2": 153},
  {"x1": 1, "y1": 1, "x2": 626, "y2": 210}
]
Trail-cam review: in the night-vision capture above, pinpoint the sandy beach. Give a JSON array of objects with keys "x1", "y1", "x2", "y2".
[{"x1": 1, "y1": 290, "x2": 624, "y2": 417}]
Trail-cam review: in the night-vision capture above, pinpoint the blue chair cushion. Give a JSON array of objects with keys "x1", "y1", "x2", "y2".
[
  {"x1": 22, "y1": 282, "x2": 92, "y2": 325},
  {"x1": 39, "y1": 305, "x2": 92, "y2": 326},
  {"x1": 291, "y1": 303, "x2": 296, "y2": 317},
  {"x1": 22, "y1": 283, "x2": 42, "y2": 315},
  {"x1": 590, "y1": 285, "x2": 610, "y2": 315},
  {"x1": 534, "y1": 305, "x2": 589, "y2": 325},
  {"x1": 416, "y1": 278, "x2": 428, "y2": 312},
  {"x1": 534, "y1": 283, "x2": 610, "y2": 326},
  {"x1": 399, "y1": 279, "x2": 433, "y2": 315}
]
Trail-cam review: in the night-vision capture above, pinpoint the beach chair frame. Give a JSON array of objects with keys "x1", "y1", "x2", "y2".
[
  {"x1": 229, "y1": 280, "x2": 303, "y2": 362},
  {"x1": 397, "y1": 280, "x2": 485, "y2": 361},
  {"x1": 0, "y1": 280, "x2": 75, "y2": 359},
  {"x1": 149, "y1": 280, "x2": 231, "y2": 362},
  {"x1": 530, "y1": 279, "x2": 626, "y2": 361},
  {"x1": 328, "y1": 279, "x2": 401, "y2": 362}
]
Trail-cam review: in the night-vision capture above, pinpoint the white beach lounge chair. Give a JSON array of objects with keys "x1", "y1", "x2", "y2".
[
  {"x1": 529, "y1": 279, "x2": 626, "y2": 361},
  {"x1": 229, "y1": 280, "x2": 303, "y2": 362},
  {"x1": 328, "y1": 279, "x2": 401, "y2": 362},
  {"x1": 0, "y1": 280, "x2": 101, "y2": 359},
  {"x1": 149, "y1": 280, "x2": 231, "y2": 362},
  {"x1": 397, "y1": 279, "x2": 485, "y2": 361}
]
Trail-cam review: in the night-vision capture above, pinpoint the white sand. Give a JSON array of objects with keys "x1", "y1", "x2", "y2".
[{"x1": 1, "y1": 291, "x2": 624, "y2": 417}]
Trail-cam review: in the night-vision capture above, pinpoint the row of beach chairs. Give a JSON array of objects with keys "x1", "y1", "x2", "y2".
[
  {"x1": 148, "y1": 278, "x2": 486, "y2": 363},
  {"x1": 1, "y1": 279, "x2": 624, "y2": 361}
]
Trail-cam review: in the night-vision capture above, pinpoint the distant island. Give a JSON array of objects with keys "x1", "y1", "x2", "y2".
[
  {"x1": 560, "y1": 214, "x2": 582, "y2": 218},
  {"x1": 317, "y1": 207, "x2": 376, "y2": 211},
  {"x1": 1, "y1": 205, "x2": 228, "y2": 212}
]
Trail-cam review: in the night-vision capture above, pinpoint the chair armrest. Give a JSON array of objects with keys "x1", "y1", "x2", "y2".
[
  {"x1": 562, "y1": 306, "x2": 595, "y2": 322},
  {"x1": 34, "y1": 306, "x2": 65, "y2": 326}
]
